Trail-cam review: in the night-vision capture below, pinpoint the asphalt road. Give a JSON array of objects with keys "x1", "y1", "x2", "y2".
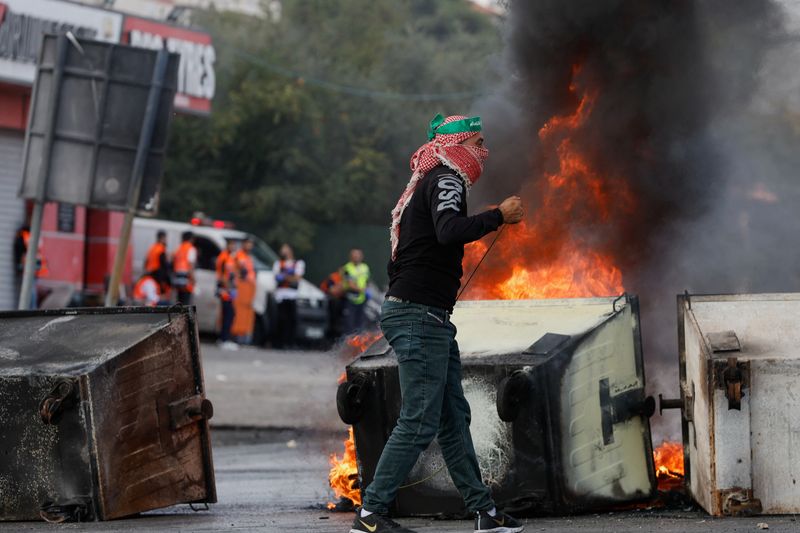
[
  {"x1": 2, "y1": 343, "x2": 798, "y2": 532},
  {"x1": 200, "y1": 341, "x2": 346, "y2": 431},
  {"x1": 5, "y1": 427, "x2": 799, "y2": 532}
]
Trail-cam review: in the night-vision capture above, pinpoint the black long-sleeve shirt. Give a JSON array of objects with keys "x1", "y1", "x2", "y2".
[{"x1": 387, "y1": 165, "x2": 503, "y2": 311}]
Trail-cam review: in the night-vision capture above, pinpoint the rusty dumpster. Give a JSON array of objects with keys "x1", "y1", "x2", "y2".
[
  {"x1": 337, "y1": 296, "x2": 656, "y2": 516},
  {"x1": 0, "y1": 306, "x2": 215, "y2": 522}
]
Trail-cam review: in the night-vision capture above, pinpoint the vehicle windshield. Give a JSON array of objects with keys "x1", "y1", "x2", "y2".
[{"x1": 230, "y1": 236, "x2": 279, "y2": 271}]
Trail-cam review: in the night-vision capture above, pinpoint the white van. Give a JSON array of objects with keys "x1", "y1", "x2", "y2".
[{"x1": 132, "y1": 217, "x2": 328, "y2": 342}]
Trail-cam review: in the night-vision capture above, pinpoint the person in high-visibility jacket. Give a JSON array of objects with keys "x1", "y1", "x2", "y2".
[
  {"x1": 215, "y1": 240, "x2": 238, "y2": 350},
  {"x1": 13, "y1": 225, "x2": 48, "y2": 309},
  {"x1": 231, "y1": 238, "x2": 257, "y2": 344},
  {"x1": 340, "y1": 248, "x2": 370, "y2": 334},
  {"x1": 132, "y1": 274, "x2": 162, "y2": 307},
  {"x1": 144, "y1": 229, "x2": 171, "y2": 292},
  {"x1": 172, "y1": 231, "x2": 197, "y2": 306}
]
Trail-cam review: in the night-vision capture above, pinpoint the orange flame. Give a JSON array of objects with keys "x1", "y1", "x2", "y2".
[
  {"x1": 328, "y1": 427, "x2": 361, "y2": 508},
  {"x1": 653, "y1": 441, "x2": 684, "y2": 491},
  {"x1": 345, "y1": 331, "x2": 383, "y2": 352},
  {"x1": 461, "y1": 70, "x2": 629, "y2": 300},
  {"x1": 327, "y1": 332, "x2": 382, "y2": 509}
]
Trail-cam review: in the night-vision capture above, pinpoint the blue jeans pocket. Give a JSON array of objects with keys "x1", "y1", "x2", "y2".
[{"x1": 382, "y1": 317, "x2": 425, "y2": 363}]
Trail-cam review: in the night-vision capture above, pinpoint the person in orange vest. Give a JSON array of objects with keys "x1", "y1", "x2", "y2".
[
  {"x1": 13, "y1": 225, "x2": 48, "y2": 308},
  {"x1": 320, "y1": 269, "x2": 345, "y2": 339},
  {"x1": 231, "y1": 238, "x2": 257, "y2": 344},
  {"x1": 172, "y1": 231, "x2": 197, "y2": 306},
  {"x1": 216, "y1": 240, "x2": 239, "y2": 350},
  {"x1": 144, "y1": 229, "x2": 171, "y2": 293},
  {"x1": 272, "y1": 243, "x2": 305, "y2": 349},
  {"x1": 131, "y1": 273, "x2": 162, "y2": 307}
]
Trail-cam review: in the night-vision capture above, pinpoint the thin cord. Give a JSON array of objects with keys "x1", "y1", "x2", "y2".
[
  {"x1": 456, "y1": 224, "x2": 507, "y2": 302},
  {"x1": 398, "y1": 464, "x2": 448, "y2": 489}
]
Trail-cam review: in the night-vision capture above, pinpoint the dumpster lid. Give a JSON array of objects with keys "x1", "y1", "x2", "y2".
[
  {"x1": 352, "y1": 297, "x2": 624, "y2": 366},
  {"x1": 684, "y1": 292, "x2": 800, "y2": 360},
  {"x1": 451, "y1": 297, "x2": 620, "y2": 357},
  {"x1": 0, "y1": 308, "x2": 171, "y2": 375}
]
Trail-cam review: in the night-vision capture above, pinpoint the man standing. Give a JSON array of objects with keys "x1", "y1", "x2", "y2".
[
  {"x1": 232, "y1": 238, "x2": 257, "y2": 344},
  {"x1": 341, "y1": 248, "x2": 370, "y2": 334},
  {"x1": 350, "y1": 115, "x2": 525, "y2": 533},
  {"x1": 272, "y1": 243, "x2": 305, "y2": 348},
  {"x1": 144, "y1": 229, "x2": 171, "y2": 293},
  {"x1": 172, "y1": 231, "x2": 197, "y2": 306},
  {"x1": 216, "y1": 240, "x2": 238, "y2": 350}
]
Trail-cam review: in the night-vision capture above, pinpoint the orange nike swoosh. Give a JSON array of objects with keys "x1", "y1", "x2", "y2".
[
  {"x1": 360, "y1": 520, "x2": 378, "y2": 532},
  {"x1": 493, "y1": 516, "x2": 505, "y2": 526}
]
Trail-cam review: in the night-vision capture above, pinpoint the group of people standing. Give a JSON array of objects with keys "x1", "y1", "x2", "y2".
[
  {"x1": 134, "y1": 230, "x2": 195, "y2": 307},
  {"x1": 134, "y1": 231, "x2": 258, "y2": 349},
  {"x1": 136, "y1": 229, "x2": 375, "y2": 349}
]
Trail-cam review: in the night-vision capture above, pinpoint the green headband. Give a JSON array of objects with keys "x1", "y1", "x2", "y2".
[{"x1": 427, "y1": 113, "x2": 482, "y2": 141}]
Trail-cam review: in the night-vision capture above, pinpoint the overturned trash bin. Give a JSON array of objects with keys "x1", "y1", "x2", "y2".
[
  {"x1": 0, "y1": 307, "x2": 216, "y2": 522},
  {"x1": 676, "y1": 292, "x2": 800, "y2": 516},
  {"x1": 338, "y1": 296, "x2": 656, "y2": 516}
]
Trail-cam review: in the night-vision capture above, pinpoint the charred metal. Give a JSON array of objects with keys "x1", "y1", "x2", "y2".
[{"x1": 0, "y1": 306, "x2": 216, "y2": 522}]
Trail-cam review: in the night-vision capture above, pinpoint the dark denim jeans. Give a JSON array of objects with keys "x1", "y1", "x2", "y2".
[
  {"x1": 362, "y1": 300, "x2": 494, "y2": 514},
  {"x1": 343, "y1": 299, "x2": 366, "y2": 334},
  {"x1": 220, "y1": 299, "x2": 235, "y2": 342}
]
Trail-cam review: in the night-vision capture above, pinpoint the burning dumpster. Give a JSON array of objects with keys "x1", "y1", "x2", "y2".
[
  {"x1": 0, "y1": 307, "x2": 216, "y2": 522},
  {"x1": 676, "y1": 292, "x2": 800, "y2": 516},
  {"x1": 337, "y1": 296, "x2": 656, "y2": 516}
]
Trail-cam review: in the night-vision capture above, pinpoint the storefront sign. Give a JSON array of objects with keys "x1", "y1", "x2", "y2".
[
  {"x1": 0, "y1": 0, "x2": 122, "y2": 85},
  {"x1": 122, "y1": 16, "x2": 215, "y2": 115}
]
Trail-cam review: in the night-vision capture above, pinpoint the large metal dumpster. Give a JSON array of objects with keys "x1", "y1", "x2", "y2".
[
  {"x1": 338, "y1": 296, "x2": 656, "y2": 516},
  {"x1": 677, "y1": 292, "x2": 800, "y2": 516},
  {"x1": 0, "y1": 307, "x2": 215, "y2": 522}
]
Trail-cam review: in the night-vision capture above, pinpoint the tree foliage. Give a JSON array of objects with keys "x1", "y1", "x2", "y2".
[{"x1": 160, "y1": 0, "x2": 502, "y2": 253}]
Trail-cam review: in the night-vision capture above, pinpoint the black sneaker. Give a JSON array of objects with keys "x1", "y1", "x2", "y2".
[
  {"x1": 349, "y1": 509, "x2": 418, "y2": 533},
  {"x1": 474, "y1": 509, "x2": 524, "y2": 533}
]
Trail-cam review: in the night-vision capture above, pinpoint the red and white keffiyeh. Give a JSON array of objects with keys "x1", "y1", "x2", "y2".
[{"x1": 390, "y1": 115, "x2": 489, "y2": 260}]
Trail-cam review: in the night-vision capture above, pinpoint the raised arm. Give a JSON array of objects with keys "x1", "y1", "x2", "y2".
[{"x1": 430, "y1": 174, "x2": 504, "y2": 245}]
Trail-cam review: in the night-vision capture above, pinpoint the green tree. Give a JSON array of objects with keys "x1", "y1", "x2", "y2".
[{"x1": 160, "y1": 0, "x2": 502, "y2": 253}]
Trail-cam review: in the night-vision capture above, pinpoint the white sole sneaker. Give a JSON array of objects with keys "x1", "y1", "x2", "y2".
[{"x1": 476, "y1": 527, "x2": 524, "y2": 533}]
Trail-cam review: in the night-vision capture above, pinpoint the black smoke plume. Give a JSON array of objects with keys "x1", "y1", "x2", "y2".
[{"x1": 471, "y1": 0, "x2": 794, "y2": 440}]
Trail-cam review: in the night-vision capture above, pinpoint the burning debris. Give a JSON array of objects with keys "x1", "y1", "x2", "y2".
[
  {"x1": 327, "y1": 331, "x2": 383, "y2": 512},
  {"x1": 653, "y1": 441, "x2": 685, "y2": 493},
  {"x1": 341, "y1": 330, "x2": 384, "y2": 360},
  {"x1": 336, "y1": 297, "x2": 658, "y2": 517},
  {"x1": 471, "y1": 0, "x2": 792, "y2": 416},
  {"x1": 325, "y1": 0, "x2": 800, "y2": 519},
  {"x1": 463, "y1": 68, "x2": 625, "y2": 301},
  {"x1": 472, "y1": 1, "x2": 720, "y2": 300},
  {"x1": 328, "y1": 427, "x2": 361, "y2": 512}
]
